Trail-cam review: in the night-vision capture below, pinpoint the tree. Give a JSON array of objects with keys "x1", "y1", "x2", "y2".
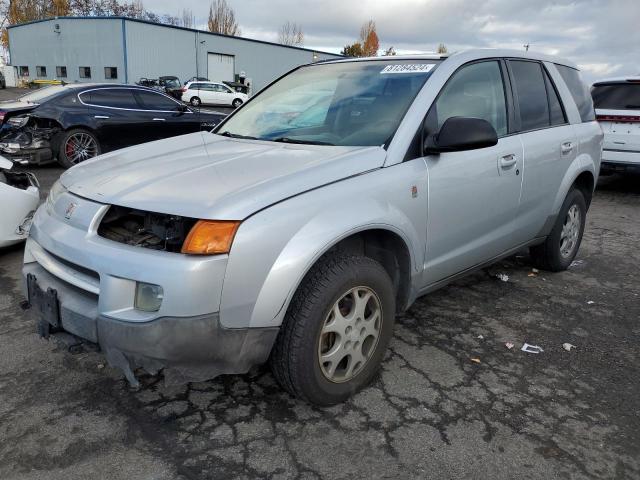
[
  {"x1": 278, "y1": 20, "x2": 303, "y2": 47},
  {"x1": 436, "y1": 43, "x2": 448, "y2": 54},
  {"x1": 359, "y1": 19, "x2": 379, "y2": 57},
  {"x1": 181, "y1": 8, "x2": 194, "y2": 28},
  {"x1": 208, "y1": 0, "x2": 240, "y2": 36},
  {"x1": 383, "y1": 46, "x2": 396, "y2": 56},
  {"x1": 341, "y1": 42, "x2": 363, "y2": 57}
]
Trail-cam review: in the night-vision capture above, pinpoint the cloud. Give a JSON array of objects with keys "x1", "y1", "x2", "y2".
[{"x1": 147, "y1": 0, "x2": 640, "y2": 82}]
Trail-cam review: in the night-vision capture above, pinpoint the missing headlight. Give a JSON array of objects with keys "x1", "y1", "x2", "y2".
[{"x1": 98, "y1": 206, "x2": 197, "y2": 253}]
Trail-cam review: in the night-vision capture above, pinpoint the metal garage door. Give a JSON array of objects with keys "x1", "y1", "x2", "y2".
[{"x1": 207, "y1": 53, "x2": 235, "y2": 82}]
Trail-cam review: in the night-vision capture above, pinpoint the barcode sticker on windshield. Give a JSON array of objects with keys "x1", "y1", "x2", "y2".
[{"x1": 380, "y1": 64, "x2": 436, "y2": 74}]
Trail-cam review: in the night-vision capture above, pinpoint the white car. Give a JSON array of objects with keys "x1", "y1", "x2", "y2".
[
  {"x1": 181, "y1": 81, "x2": 248, "y2": 108},
  {"x1": 0, "y1": 156, "x2": 39, "y2": 247},
  {"x1": 592, "y1": 77, "x2": 640, "y2": 173}
]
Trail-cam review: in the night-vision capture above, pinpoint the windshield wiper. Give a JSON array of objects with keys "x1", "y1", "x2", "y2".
[
  {"x1": 219, "y1": 131, "x2": 260, "y2": 140},
  {"x1": 271, "y1": 137, "x2": 334, "y2": 146}
]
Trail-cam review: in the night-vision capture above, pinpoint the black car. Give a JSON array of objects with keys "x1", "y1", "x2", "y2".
[{"x1": 0, "y1": 84, "x2": 225, "y2": 168}]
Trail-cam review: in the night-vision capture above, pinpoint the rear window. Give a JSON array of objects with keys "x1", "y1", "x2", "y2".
[
  {"x1": 592, "y1": 83, "x2": 640, "y2": 110},
  {"x1": 555, "y1": 64, "x2": 595, "y2": 122}
]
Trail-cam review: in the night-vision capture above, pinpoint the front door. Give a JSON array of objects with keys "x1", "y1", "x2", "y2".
[
  {"x1": 133, "y1": 90, "x2": 200, "y2": 140},
  {"x1": 421, "y1": 60, "x2": 524, "y2": 286}
]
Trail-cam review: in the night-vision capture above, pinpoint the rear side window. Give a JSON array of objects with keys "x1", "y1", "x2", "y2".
[
  {"x1": 432, "y1": 60, "x2": 508, "y2": 137},
  {"x1": 543, "y1": 69, "x2": 566, "y2": 125},
  {"x1": 592, "y1": 83, "x2": 640, "y2": 110},
  {"x1": 86, "y1": 89, "x2": 137, "y2": 109},
  {"x1": 134, "y1": 90, "x2": 180, "y2": 110},
  {"x1": 556, "y1": 65, "x2": 595, "y2": 122},
  {"x1": 509, "y1": 60, "x2": 550, "y2": 131}
]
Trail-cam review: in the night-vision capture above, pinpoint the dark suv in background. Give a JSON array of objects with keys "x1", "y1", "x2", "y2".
[{"x1": 0, "y1": 84, "x2": 225, "y2": 168}]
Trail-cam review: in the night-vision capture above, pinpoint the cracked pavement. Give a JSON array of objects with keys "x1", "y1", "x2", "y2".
[{"x1": 1, "y1": 164, "x2": 639, "y2": 480}]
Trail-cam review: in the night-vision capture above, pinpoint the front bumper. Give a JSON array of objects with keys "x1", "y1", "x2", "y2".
[
  {"x1": 23, "y1": 192, "x2": 279, "y2": 386},
  {"x1": 23, "y1": 261, "x2": 278, "y2": 387}
]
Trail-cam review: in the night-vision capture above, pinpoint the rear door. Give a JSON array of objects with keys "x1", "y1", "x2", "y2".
[
  {"x1": 82, "y1": 88, "x2": 146, "y2": 150},
  {"x1": 422, "y1": 60, "x2": 524, "y2": 285},
  {"x1": 507, "y1": 60, "x2": 577, "y2": 245}
]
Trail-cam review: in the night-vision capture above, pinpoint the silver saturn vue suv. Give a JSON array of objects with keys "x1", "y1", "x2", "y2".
[{"x1": 23, "y1": 49, "x2": 602, "y2": 405}]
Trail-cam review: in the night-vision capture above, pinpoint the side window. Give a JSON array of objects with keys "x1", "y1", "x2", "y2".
[
  {"x1": 433, "y1": 61, "x2": 508, "y2": 137},
  {"x1": 509, "y1": 60, "x2": 550, "y2": 131},
  {"x1": 543, "y1": 68, "x2": 566, "y2": 125},
  {"x1": 555, "y1": 64, "x2": 596, "y2": 122},
  {"x1": 86, "y1": 89, "x2": 138, "y2": 109},
  {"x1": 134, "y1": 90, "x2": 180, "y2": 111}
]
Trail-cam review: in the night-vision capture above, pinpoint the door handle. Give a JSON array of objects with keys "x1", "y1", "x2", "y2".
[
  {"x1": 152, "y1": 118, "x2": 166, "y2": 121},
  {"x1": 499, "y1": 154, "x2": 517, "y2": 168},
  {"x1": 94, "y1": 115, "x2": 109, "y2": 119},
  {"x1": 561, "y1": 142, "x2": 574, "y2": 155}
]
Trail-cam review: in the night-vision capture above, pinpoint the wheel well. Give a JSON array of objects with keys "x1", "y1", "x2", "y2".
[
  {"x1": 325, "y1": 229, "x2": 412, "y2": 313},
  {"x1": 573, "y1": 171, "x2": 595, "y2": 208}
]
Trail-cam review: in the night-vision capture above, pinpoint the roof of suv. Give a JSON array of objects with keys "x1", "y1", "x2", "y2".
[
  {"x1": 323, "y1": 48, "x2": 578, "y2": 70},
  {"x1": 592, "y1": 76, "x2": 640, "y2": 86}
]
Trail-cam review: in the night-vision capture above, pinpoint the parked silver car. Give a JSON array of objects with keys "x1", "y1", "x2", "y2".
[{"x1": 23, "y1": 49, "x2": 602, "y2": 405}]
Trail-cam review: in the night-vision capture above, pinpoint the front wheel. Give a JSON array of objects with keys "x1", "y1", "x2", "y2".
[
  {"x1": 232, "y1": 98, "x2": 243, "y2": 108},
  {"x1": 270, "y1": 253, "x2": 396, "y2": 405},
  {"x1": 529, "y1": 188, "x2": 587, "y2": 271},
  {"x1": 57, "y1": 128, "x2": 101, "y2": 169}
]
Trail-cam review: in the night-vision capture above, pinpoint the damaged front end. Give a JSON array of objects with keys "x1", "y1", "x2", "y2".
[
  {"x1": 0, "y1": 156, "x2": 40, "y2": 247},
  {"x1": 0, "y1": 115, "x2": 59, "y2": 165}
]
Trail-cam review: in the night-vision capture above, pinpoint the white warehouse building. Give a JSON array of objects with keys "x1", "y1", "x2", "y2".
[{"x1": 7, "y1": 16, "x2": 342, "y2": 91}]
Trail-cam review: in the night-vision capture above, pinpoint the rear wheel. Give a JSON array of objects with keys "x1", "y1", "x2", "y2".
[
  {"x1": 190, "y1": 96, "x2": 201, "y2": 107},
  {"x1": 232, "y1": 98, "x2": 243, "y2": 108},
  {"x1": 530, "y1": 188, "x2": 587, "y2": 271},
  {"x1": 270, "y1": 253, "x2": 395, "y2": 405},
  {"x1": 57, "y1": 128, "x2": 101, "y2": 169}
]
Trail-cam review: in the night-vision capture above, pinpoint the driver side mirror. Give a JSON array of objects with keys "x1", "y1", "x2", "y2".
[
  {"x1": 176, "y1": 104, "x2": 189, "y2": 113},
  {"x1": 423, "y1": 117, "x2": 498, "y2": 154}
]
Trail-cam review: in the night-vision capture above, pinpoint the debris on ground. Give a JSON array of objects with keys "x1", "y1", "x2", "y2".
[
  {"x1": 587, "y1": 300, "x2": 595, "y2": 305},
  {"x1": 477, "y1": 334, "x2": 484, "y2": 340},
  {"x1": 570, "y1": 259, "x2": 585, "y2": 268},
  {"x1": 505, "y1": 342, "x2": 515, "y2": 350},
  {"x1": 532, "y1": 268, "x2": 539, "y2": 273},
  {"x1": 496, "y1": 273, "x2": 509, "y2": 282},
  {"x1": 563, "y1": 343, "x2": 576, "y2": 352},
  {"x1": 528, "y1": 268, "x2": 540, "y2": 277},
  {"x1": 470, "y1": 358, "x2": 481, "y2": 364},
  {"x1": 97, "y1": 363, "x2": 105, "y2": 369},
  {"x1": 521, "y1": 343, "x2": 544, "y2": 354}
]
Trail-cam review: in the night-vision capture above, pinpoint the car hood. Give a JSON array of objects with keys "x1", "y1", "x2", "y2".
[{"x1": 61, "y1": 132, "x2": 385, "y2": 219}]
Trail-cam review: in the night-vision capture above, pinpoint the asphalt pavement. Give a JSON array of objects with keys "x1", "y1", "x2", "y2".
[{"x1": 0, "y1": 87, "x2": 639, "y2": 479}]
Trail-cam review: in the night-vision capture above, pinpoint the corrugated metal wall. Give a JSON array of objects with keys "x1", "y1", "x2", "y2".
[
  {"x1": 8, "y1": 18, "x2": 125, "y2": 84},
  {"x1": 8, "y1": 18, "x2": 342, "y2": 91}
]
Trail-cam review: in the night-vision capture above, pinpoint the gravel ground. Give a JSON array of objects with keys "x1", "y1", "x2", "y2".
[{"x1": 0, "y1": 87, "x2": 639, "y2": 479}]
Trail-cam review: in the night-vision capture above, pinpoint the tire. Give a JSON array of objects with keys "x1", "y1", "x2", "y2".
[
  {"x1": 232, "y1": 98, "x2": 243, "y2": 108},
  {"x1": 270, "y1": 253, "x2": 396, "y2": 405},
  {"x1": 529, "y1": 188, "x2": 587, "y2": 271},
  {"x1": 57, "y1": 128, "x2": 101, "y2": 169},
  {"x1": 190, "y1": 96, "x2": 201, "y2": 107}
]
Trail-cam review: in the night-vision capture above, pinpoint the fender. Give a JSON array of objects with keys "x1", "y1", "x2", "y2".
[
  {"x1": 551, "y1": 150, "x2": 598, "y2": 215},
  {"x1": 219, "y1": 159, "x2": 429, "y2": 329}
]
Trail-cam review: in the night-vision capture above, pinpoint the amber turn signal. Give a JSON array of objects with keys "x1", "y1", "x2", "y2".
[{"x1": 181, "y1": 220, "x2": 240, "y2": 255}]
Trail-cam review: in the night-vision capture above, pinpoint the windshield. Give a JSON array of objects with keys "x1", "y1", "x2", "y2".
[
  {"x1": 217, "y1": 59, "x2": 441, "y2": 146},
  {"x1": 18, "y1": 85, "x2": 69, "y2": 104},
  {"x1": 592, "y1": 83, "x2": 640, "y2": 110}
]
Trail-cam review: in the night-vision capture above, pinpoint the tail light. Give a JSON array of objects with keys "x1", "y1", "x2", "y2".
[
  {"x1": 181, "y1": 87, "x2": 187, "y2": 92},
  {"x1": 596, "y1": 114, "x2": 640, "y2": 123}
]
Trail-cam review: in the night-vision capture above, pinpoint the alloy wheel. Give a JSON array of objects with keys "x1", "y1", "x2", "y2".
[
  {"x1": 560, "y1": 204, "x2": 581, "y2": 258},
  {"x1": 64, "y1": 132, "x2": 98, "y2": 165},
  {"x1": 318, "y1": 286, "x2": 382, "y2": 383}
]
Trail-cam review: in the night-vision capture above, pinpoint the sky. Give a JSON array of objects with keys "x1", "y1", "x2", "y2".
[{"x1": 147, "y1": 0, "x2": 639, "y2": 83}]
